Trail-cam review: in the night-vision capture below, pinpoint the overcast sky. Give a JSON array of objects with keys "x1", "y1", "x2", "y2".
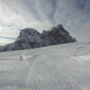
[{"x1": 0, "y1": 0, "x2": 90, "y2": 45}]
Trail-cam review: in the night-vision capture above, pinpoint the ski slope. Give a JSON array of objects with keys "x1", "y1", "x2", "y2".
[{"x1": 0, "y1": 42, "x2": 90, "y2": 90}]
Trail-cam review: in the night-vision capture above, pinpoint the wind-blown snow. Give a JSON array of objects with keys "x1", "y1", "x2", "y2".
[{"x1": 0, "y1": 42, "x2": 90, "y2": 90}]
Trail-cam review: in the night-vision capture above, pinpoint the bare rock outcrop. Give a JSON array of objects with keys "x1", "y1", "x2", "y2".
[{"x1": 0, "y1": 24, "x2": 76, "y2": 52}]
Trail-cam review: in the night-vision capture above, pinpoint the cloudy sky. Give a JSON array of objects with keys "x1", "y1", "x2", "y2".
[{"x1": 0, "y1": 0, "x2": 90, "y2": 45}]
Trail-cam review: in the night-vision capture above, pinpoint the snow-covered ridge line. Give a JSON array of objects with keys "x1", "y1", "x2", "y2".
[{"x1": 0, "y1": 24, "x2": 76, "y2": 52}]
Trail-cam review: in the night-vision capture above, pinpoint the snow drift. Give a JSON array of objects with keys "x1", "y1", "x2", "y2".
[{"x1": 0, "y1": 42, "x2": 90, "y2": 90}]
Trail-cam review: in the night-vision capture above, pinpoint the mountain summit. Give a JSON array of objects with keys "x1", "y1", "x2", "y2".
[{"x1": 0, "y1": 24, "x2": 76, "y2": 51}]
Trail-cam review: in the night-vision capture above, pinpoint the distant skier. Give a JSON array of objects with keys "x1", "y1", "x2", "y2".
[
  {"x1": 20, "y1": 55, "x2": 23, "y2": 61},
  {"x1": 20, "y1": 54, "x2": 26, "y2": 61}
]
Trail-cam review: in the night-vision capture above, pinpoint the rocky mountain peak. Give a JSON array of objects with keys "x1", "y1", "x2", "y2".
[{"x1": 0, "y1": 24, "x2": 76, "y2": 52}]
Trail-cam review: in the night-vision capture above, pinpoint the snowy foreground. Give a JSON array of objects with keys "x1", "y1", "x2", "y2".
[{"x1": 0, "y1": 42, "x2": 90, "y2": 90}]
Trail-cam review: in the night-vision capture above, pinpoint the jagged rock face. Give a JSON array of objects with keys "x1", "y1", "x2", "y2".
[
  {"x1": 13, "y1": 28, "x2": 43, "y2": 50},
  {"x1": 42, "y1": 24, "x2": 76, "y2": 45},
  {"x1": 0, "y1": 24, "x2": 76, "y2": 51}
]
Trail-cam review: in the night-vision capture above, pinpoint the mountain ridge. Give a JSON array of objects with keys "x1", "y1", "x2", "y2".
[{"x1": 0, "y1": 24, "x2": 76, "y2": 52}]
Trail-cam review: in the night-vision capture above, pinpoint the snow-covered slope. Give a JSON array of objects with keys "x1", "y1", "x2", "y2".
[{"x1": 0, "y1": 42, "x2": 90, "y2": 90}]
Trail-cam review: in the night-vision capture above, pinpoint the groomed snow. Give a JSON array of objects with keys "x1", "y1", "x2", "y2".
[{"x1": 0, "y1": 42, "x2": 90, "y2": 90}]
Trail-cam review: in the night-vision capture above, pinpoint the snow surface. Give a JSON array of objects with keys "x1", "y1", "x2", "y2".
[{"x1": 0, "y1": 42, "x2": 90, "y2": 90}]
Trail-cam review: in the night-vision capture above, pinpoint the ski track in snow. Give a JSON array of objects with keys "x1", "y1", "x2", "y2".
[
  {"x1": 0, "y1": 42, "x2": 90, "y2": 89},
  {"x1": 71, "y1": 43, "x2": 90, "y2": 70}
]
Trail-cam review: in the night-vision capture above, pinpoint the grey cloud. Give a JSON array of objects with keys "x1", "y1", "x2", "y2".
[{"x1": 0, "y1": 0, "x2": 90, "y2": 44}]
